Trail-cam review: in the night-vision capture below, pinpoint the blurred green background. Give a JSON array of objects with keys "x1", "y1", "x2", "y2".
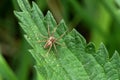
[{"x1": 0, "y1": 0, "x2": 120, "y2": 80}]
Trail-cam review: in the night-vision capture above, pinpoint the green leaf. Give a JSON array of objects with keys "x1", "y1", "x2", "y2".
[
  {"x1": 94, "y1": 43, "x2": 109, "y2": 66},
  {"x1": 115, "y1": 0, "x2": 120, "y2": 7},
  {"x1": 14, "y1": 0, "x2": 120, "y2": 80},
  {"x1": 0, "y1": 54, "x2": 17, "y2": 80},
  {"x1": 99, "y1": 0, "x2": 120, "y2": 25},
  {"x1": 110, "y1": 51, "x2": 120, "y2": 79}
]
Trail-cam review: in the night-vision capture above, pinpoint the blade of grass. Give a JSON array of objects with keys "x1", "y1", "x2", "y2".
[{"x1": 0, "y1": 54, "x2": 17, "y2": 80}]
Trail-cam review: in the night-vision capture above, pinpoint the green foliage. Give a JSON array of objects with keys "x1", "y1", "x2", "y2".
[
  {"x1": 67, "y1": 0, "x2": 120, "y2": 56},
  {"x1": 0, "y1": 54, "x2": 17, "y2": 80},
  {"x1": 14, "y1": 0, "x2": 120, "y2": 80}
]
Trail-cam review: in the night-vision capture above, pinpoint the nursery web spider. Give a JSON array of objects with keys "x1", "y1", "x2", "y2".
[{"x1": 38, "y1": 24, "x2": 67, "y2": 55}]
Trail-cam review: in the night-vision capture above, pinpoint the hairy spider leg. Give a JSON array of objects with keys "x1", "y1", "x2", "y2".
[
  {"x1": 46, "y1": 43, "x2": 52, "y2": 55},
  {"x1": 55, "y1": 41, "x2": 63, "y2": 46},
  {"x1": 56, "y1": 30, "x2": 68, "y2": 41},
  {"x1": 53, "y1": 44, "x2": 57, "y2": 53},
  {"x1": 37, "y1": 25, "x2": 51, "y2": 43},
  {"x1": 39, "y1": 33, "x2": 48, "y2": 39},
  {"x1": 51, "y1": 25, "x2": 59, "y2": 36},
  {"x1": 38, "y1": 40, "x2": 47, "y2": 43},
  {"x1": 47, "y1": 24, "x2": 51, "y2": 37},
  {"x1": 37, "y1": 33, "x2": 47, "y2": 43}
]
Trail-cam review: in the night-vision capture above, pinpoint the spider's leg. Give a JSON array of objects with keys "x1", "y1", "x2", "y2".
[
  {"x1": 55, "y1": 41, "x2": 66, "y2": 47},
  {"x1": 38, "y1": 40, "x2": 47, "y2": 43},
  {"x1": 46, "y1": 44, "x2": 52, "y2": 55},
  {"x1": 51, "y1": 25, "x2": 59, "y2": 36},
  {"x1": 55, "y1": 42, "x2": 62, "y2": 46},
  {"x1": 53, "y1": 44, "x2": 57, "y2": 53},
  {"x1": 38, "y1": 33, "x2": 47, "y2": 39},
  {"x1": 47, "y1": 24, "x2": 51, "y2": 37},
  {"x1": 56, "y1": 30, "x2": 67, "y2": 41}
]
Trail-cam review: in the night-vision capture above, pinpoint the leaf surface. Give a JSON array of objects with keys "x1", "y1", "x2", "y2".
[{"x1": 14, "y1": 0, "x2": 120, "y2": 80}]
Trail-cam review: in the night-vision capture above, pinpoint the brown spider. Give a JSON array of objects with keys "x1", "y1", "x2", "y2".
[{"x1": 38, "y1": 24, "x2": 67, "y2": 55}]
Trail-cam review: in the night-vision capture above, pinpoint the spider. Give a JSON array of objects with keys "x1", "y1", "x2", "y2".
[{"x1": 38, "y1": 24, "x2": 67, "y2": 56}]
